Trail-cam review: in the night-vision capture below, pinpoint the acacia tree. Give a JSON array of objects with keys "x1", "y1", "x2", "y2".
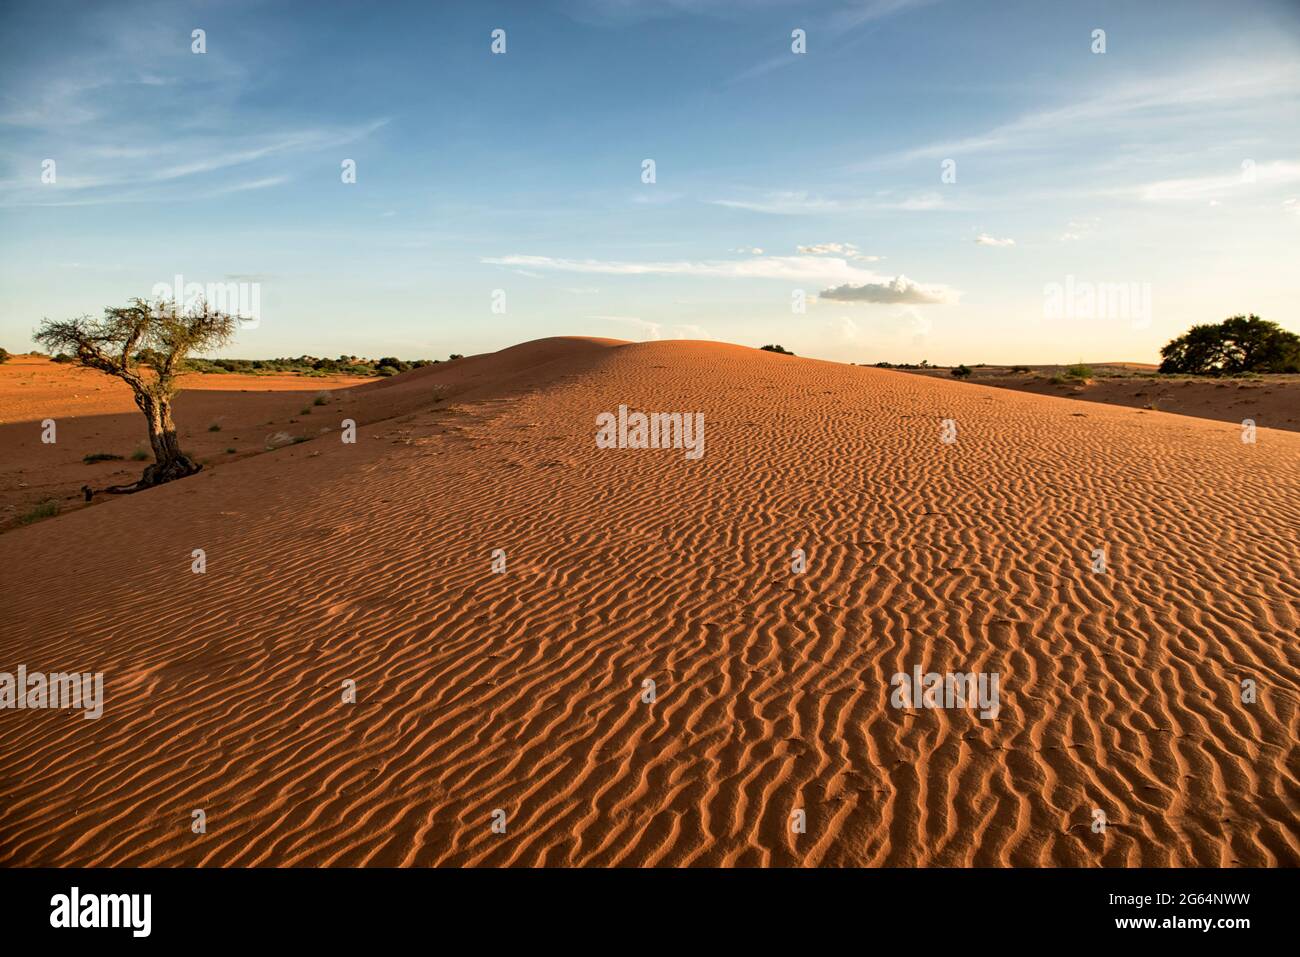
[
  {"x1": 35, "y1": 298, "x2": 237, "y2": 493},
  {"x1": 1159, "y1": 315, "x2": 1300, "y2": 375}
]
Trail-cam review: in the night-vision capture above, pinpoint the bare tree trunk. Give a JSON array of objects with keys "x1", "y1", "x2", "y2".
[
  {"x1": 140, "y1": 394, "x2": 201, "y2": 485},
  {"x1": 100, "y1": 391, "x2": 201, "y2": 494}
]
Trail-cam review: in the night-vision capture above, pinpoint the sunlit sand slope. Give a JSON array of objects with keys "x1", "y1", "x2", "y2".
[{"x1": 1, "y1": 337, "x2": 1296, "y2": 866}]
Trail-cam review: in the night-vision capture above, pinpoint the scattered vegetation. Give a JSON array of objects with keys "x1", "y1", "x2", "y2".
[
  {"x1": 313, "y1": 394, "x2": 328, "y2": 406},
  {"x1": 181, "y1": 354, "x2": 446, "y2": 378},
  {"x1": 19, "y1": 499, "x2": 59, "y2": 525},
  {"x1": 1063, "y1": 363, "x2": 1094, "y2": 380},
  {"x1": 1159, "y1": 315, "x2": 1300, "y2": 375},
  {"x1": 1009, "y1": 365, "x2": 1031, "y2": 374},
  {"x1": 83, "y1": 453, "x2": 124, "y2": 464},
  {"x1": 760, "y1": 344, "x2": 795, "y2": 355}
]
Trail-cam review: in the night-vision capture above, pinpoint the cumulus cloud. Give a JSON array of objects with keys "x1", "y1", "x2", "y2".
[
  {"x1": 974, "y1": 233, "x2": 1015, "y2": 247},
  {"x1": 819, "y1": 276, "x2": 956, "y2": 305}
]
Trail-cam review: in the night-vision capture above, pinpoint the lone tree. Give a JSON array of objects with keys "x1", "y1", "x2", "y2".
[
  {"x1": 35, "y1": 298, "x2": 237, "y2": 493},
  {"x1": 1159, "y1": 315, "x2": 1300, "y2": 375}
]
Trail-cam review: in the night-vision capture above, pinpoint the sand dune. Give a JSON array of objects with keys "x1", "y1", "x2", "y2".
[{"x1": 1, "y1": 337, "x2": 1297, "y2": 866}]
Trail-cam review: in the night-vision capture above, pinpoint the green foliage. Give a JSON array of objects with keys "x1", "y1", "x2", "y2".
[
  {"x1": 19, "y1": 499, "x2": 58, "y2": 524},
  {"x1": 181, "y1": 353, "x2": 445, "y2": 377},
  {"x1": 759, "y1": 344, "x2": 795, "y2": 355},
  {"x1": 1159, "y1": 315, "x2": 1300, "y2": 375},
  {"x1": 951, "y1": 364, "x2": 972, "y2": 379},
  {"x1": 1063, "y1": 363, "x2": 1094, "y2": 380}
]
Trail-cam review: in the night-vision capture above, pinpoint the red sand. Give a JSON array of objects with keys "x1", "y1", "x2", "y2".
[{"x1": 1, "y1": 338, "x2": 1297, "y2": 865}]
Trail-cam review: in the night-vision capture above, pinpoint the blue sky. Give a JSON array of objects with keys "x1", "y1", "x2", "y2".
[{"x1": 1, "y1": 0, "x2": 1298, "y2": 363}]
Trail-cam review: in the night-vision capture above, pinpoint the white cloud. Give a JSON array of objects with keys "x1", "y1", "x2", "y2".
[
  {"x1": 974, "y1": 233, "x2": 1015, "y2": 247},
  {"x1": 798, "y1": 242, "x2": 883, "y2": 261},
  {"x1": 861, "y1": 61, "x2": 1300, "y2": 169},
  {"x1": 1140, "y1": 161, "x2": 1300, "y2": 201},
  {"x1": 711, "y1": 190, "x2": 947, "y2": 215},
  {"x1": 484, "y1": 253, "x2": 894, "y2": 285},
  {"x1": 588, "y1": 315, "x2": 712, "y2": 341},
  {"x1": 486, "y1": 253, "x2": 957, "y2": 305},
  {"x1": 820, "y1": 275, "x2": 957, "y2": 305}
]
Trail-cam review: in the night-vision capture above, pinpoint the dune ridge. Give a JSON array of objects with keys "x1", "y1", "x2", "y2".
[{"x1": 0, "y1": 337, "x2": 1297, "y2": 866}]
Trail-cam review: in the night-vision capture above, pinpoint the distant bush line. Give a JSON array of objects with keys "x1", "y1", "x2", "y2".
[{"x1": 173, "y1": 354, "x2": 462, "y2": 377}]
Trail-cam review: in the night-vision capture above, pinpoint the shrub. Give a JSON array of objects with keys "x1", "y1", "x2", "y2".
[
  {"x1": 0, "y1": 347, "x2": 9, "y2": 364},
  {"x1": 951, "y1": 364, "x2": 972, "y2": 379},
  {"x1": 449, "y1": 353, "x2": 464, "y2": 361},
  {"x1": 1010, "y1": 365, "x2": 1030, "y2": 374},
  {"x1": 759, "y1": 344, "x2": 795, "y2": 355},
  {"x1": 1063, "y1": 363, "x2": 1094, "y2": 380},
  {"x1": 225, "y1": 447, "x2": 236, "y2": 454},
  {"x1": 130, "y1": 448, "x2": 150, "y2": 461},
  {"x1": 83, "y1": 452, "x2": 123, "y2": 464},
  {"x1": 208, "y1": 423, "x2": 221, "y2": 432},
  {"x1": 19, "y1": 499, "x2": 58, "y2": 525}
]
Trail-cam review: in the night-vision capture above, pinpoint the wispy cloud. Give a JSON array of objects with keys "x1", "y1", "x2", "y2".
[
  {"x1": 485, "y1": 252, "x2": 912, "y2": 285},
  {"x1": 798, "y1": 242, "x2": 883, "y2": 261},
  {"x1": 485, "y1": 252, "x2": 957, "y2": 306},
  {"x1": 588, "y1": 315, "x2": 712, "y2": 341},
  {"x1": 711, "y1": 190, "x2": 949, "y2": 215},
  {"x1": 974, "y1": 233, "x2": 1015, "y2": 247},
  {"x1": 731, "y1": 0, "x2": 941, "y2": 82},
  {"x1": 858, "y1": 60, "x2": 1300, "y2": 169},
  {"x1": 1139, "y1": 160, "x2": 1300, "y2": 201}
]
